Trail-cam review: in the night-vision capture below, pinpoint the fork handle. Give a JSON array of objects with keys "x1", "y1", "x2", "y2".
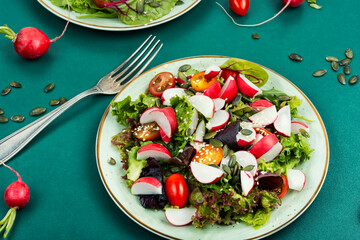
[{"x1": 0, "y1": 87, "x2": 100, "y2": 164}]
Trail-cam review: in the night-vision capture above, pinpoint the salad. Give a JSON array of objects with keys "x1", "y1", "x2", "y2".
[
  {"x1": 110, "y1": 58, "x2": 313, "y2": 229},
  {"x1": 50, "y1": 0, "x2": 185, "y2": 25}
]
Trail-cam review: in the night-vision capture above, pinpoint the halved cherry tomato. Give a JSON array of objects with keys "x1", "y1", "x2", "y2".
[
  {"x1": 148, "y1": 72, "x2": 175, "y2": 97},
  {"x1": 93, "y1": 0, "x2": 109, "y2": 8},
  {"x1": 277, "y1": 174, "x2": 289, "y2": 199},
  {"x1": 192, "y1": 144, "x2": 223, "y2": 165},
  {"x1": 229, "y1": 0, "x2": 250, "y2": 16},
  {"x1": 220, "y1": 69, "x2": 238, "y2": 81},
  {"x1": 165, "y1": 174, "x2": 189, "y2": 208},
  {"x1": 190, "y1": 72, "x2": 217, "y2": 92},
  {"x1": 133, "y1": 122, "x2": 160, "y2": 141},
  {"x1": 254, "y1": 127, "x2": 272, "y2": 136}
]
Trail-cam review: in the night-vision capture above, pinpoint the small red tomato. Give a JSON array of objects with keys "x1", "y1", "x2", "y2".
[
  {"x1": 148, "y1": 72, "x2": 175, "y2": 97},
  {"x1": 93, "y1": 0, "x2": 109, "y2": 8},
  {"x1": 220, "y1": 69, "x2": 238, "y2": 82},
  {"x1": 277, "y1": 174, "x2": 289, "y2": 199},
  {"x1": 229, "y1": 0, "x2": 250, "y2": 16},
  {"x1": 281, "y1": 0, "x2": 305, "y2": 8},
  {"x1": 165, "y1": 174, "x2": 189, "y2": 208}
]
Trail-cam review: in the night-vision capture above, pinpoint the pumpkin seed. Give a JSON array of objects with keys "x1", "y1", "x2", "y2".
[
  {"x1": 175, "y1": 0, "x2": 184, "y2": 5},
  {"x1": 181, "y1": 83, "x2": 190, "y2": 89},
  {"x1": 1, "y1": 87, "x2": 11, "y2": 96},
  {"x1": 204, "y1": 131, "x2": 217, "y2": 139},
  {"x1": 50, "y1": 99, "x2": 60, "y2": 106},
  {"x1": 223, "y1": 145, "x2": 229, "y2": 158},
  {"x1": 289, "y1": 53, "x2": 303, "y2": 62},
  {"x1": 331, "y1": 61, "x2": 339, "y2": 72},
  {"x1": 349, "y1": 75, "x2": 359, "y2": 85},
  {"x1": 44, "y1": 83, "x2": 55, "y2": 93},
  {"x1": 145, "y1": 0, "x2": 153, "y2": 3},
  {"x1": 276, "y1": 95, "x2": 291, "y2": 101},
  {"x1": 209, "y1": 164, "x2": 220, "y2": 169},
  {"x1": 186, "y1": 128, "x2": 193, "y2": 137},
  {"x1": 299, "y1": 129, "x2": 310, "y2": 138},
  {"x1": 188, "y1": 87, "x2": 197, "y2": 94},
  {"x1": 178, "y1": 64, "x2": 191, "y2": 72},
  {"x1": 178, "y1": 71, "x2": 187, "y2": 82},
  {"x1": 228, "y1": 155, "x2": 236, "y2": 168},
  {"x1": 232, "y1": 163, "x2": 239, "y2": 176},
  {"x1": 108, "y1": 157, "x2": 116, "y2": 165},
  {"x1": 0, "y1": 108, "x2": 3, "y2": 115},
  {"x1": 210, "y1": 138, "x2": 223, "y2": 148},
  {"x1": 231, "y1": 95, "x2": 242, "y2": 105},
  {"x1": 30, "y1": 107, "x2": 46, "y2": 116},
  {"x1": 155, "y1": 98, "x2": 161, "y2": 107},
  {"x1": 343, "y1": 65, "x2": 351, "y2": 75},
  {"x1": 312, "y1": 69, "x2": 327, "y2": 77},
  {"x1": 230, "y1": 174, "x2": 240, "y2": 185},
  {"x1": 252, "y1": 33, "x2": 260, "y2": 39},
  {"x1": 339, "y1": 58, "x2": 351, "y2": 66},
  {"x1": 170, "y1": 166, "x2": 182, "y2": 173},
  {"x1": 337, "y1": 73, "x2": 346, "y2": 85},
  {"x1": 222, "y1": 165, "x2": 232, "y2": 176},
  {"x1": 59, "y1": 97, "x2": 67, "y2": 105},
  {"x1": 184, "y1": 89, "x2": 194, "y2": 96},
  {"x1": 149, "y1": 1, "x2": 161, "y2": 7},
  {"x1": 345, "y1": 48, "x2": 353, "y2": 59},
  {"x1": 241, "y1": 128, "x2": 253, "y2": 136},
  {"x1": 10, "y1": 115, "x2": 25, "y2": 123},
  {"x1": 243, "y1": 165, "x2": 255, "y2": 171},
  {"x1": 10, "y1": 81, "x2": 22, "y2": 88},
  {"x1": 0, "y1": 116, "x2": 9, "y2": 123},
  {"x1": 309, "y1": 3, "x2": 322, "y2": 9},
  {"x1": 326, "y1": 56, "x2": 339, "y2": 62},
  {"x1": 137, "y1": 0, "x2": 144, "y2": 14}
]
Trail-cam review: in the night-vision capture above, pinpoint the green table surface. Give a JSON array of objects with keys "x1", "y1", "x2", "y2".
[{"x1": 1, "y1": 0, "x2": 359, "y2": 239}]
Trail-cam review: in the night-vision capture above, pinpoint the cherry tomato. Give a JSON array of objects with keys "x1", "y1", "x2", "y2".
[
  {"x1": 133, "y1": 122, "x2": 160, "y2": 141},
  {"x1": 229, "y1": 0, "x2": 250, "y2": 16},
  {"x1": 165, "y1": 174, "x2": 189, "y2": 208},
  {"x1": 220, "y1": 69, "x2": 238, "y2": 81},
  {"x1": 277, "y1": 174, "x2": 289, "y2": 199},
  {"x1": 190, "y1": 72, "x2": 217, "y2": 92},
  {"x1": 192, "y1": 144, "x2": 223, "y2": 165},
  {"x1": 148, "y1": 72, "x2": 175, "y2": 97},
  {"x1": 93, "y1": 0, "x2": 109, "y2": 8},
  {"x1": 254, "y1": 127, "x2": 272, "y2": 136}
]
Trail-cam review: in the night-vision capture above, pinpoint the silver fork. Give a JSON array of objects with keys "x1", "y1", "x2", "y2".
[{"x1": 0, "y1": 35, "x2": 162, "y2": 164}]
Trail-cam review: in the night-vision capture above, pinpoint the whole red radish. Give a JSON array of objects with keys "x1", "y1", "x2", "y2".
[
  {"x1": 0, "y1": 1, "x2": 70, "y2": 59},
  {"x1": 281, "y1": 0, "x2": 305, "y2": 8},
  {"x1": 0, "y1": 161, "x2": 30, "y2": 238}
]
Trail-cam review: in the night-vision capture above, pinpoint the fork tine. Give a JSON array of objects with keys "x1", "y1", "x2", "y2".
[
  {"x1": 114, "y1": 40, "x2": 163, "y2": 84},
  {"x1": 109, "y1": 35, "x2": 155, "y2": 76}
]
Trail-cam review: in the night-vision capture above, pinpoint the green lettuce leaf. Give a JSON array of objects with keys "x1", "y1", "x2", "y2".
[
  {"x1": 126, "y1": 146, "x2": 147, "y2": 182},
  {"x1": 220, "y1": 58, "x2": 269, "y2": 87},
  {"x1": 51, "y1": 0, "x2": 115, "y2": 15}
]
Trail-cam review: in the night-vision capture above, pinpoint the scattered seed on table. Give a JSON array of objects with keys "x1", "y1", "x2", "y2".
[
  {"x1": 339, "y1": 58, "x2": 351, "y2": 66},
  {"x1": 50, "y1": 99, "x2": 60, "y2": 106},
  {"x1": 59, "y1": 97, "x2": 67, "y2": 105},
  {"x1": 337, "y1": 73, "x2": 346, "y2": 85},
  {"x1": 313, "y1": 69, "x2": 327, "y2": 77},
  {"x1": 11, "y1": 115, "x2": 25, "y2": 123},
  {"x1": 252, "y1": 33, "x2": 260, "y2": 39},
  {"x1": 0, "y1": 108, "x2": 3, "y2": 115},
  {"x1": 1, "y1": 87, "x2": 11, "y2": 96},
  {"x1": 331, "y1": 61, "x2": 339, "y2": 72},
  {"x1": 309, "y1": 3, "x2": 322, "y2": 9},
  {"x1": 289, "y1": 53, "x2": 303, "y2": 62},
  {"x1": 10, "y1": 82, "x2": 22, "y2": 88},
  {"x1": 344, "y1": 65, "x2": 351, "y2": 75},
  {"x1": 345, "y1": 48, "x2": 353, "y2": 59},
  {"x1": 349, "y1": 75, "x2": 359, "y2": 85},
  {"x1": 0, "y1": 116, "x2": 9, "y2": 123},
  {"x1": 108, "y1": 157, "x2": 116, "y2": 165},
  {"x1": 178, "y1": 64, "x2": 191, "y2": 72},
  {"x1": 326, "y1": 56, "x2": 339, "y2": 62},
  {"x1": 44, "y1": 83, "x2": 55, "y2": 93},
  {"x1": 30, "y1": 107, "x2": 46, "y2": 116}
]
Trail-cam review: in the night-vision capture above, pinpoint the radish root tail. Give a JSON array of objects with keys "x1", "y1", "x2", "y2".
[
  {"x1": 51, "y1": 0, "x2": 70, "y2": 43},
  {"x1": 216, "y1": 0, "x2": 291, "y2": 27},
  {"x1": 0, "y1": 160, "x2": 22, "y2": 181}
]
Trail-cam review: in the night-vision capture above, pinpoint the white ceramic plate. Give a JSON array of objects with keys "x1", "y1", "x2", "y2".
[
  {"x1": 37, "y1": 0, "x2": 201, "y2": 31},
  {"x1": 96, "y1": 56, "x2": 329, "y2": 239}
]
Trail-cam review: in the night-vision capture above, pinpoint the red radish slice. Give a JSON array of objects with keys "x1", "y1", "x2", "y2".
[
  {"x1": 236, "y1": 127, "x2": 256, "y2": 147},
  {"x1": 206, "y1": 110, "x2": 230, "y2": 131},
  {"x1": 291, "y1": 121, "x2": 310, "y2": 134},
  {"x1": 250, "y1": 99, "x2": 273, "y2": 112},
  {"x1": 248, "y1": 105, "x2": 278, "y2": 126},
  {"x1": 190, "y1": 161, "x2": 224, "y2": 184},
  {"x1": 194, "y1": 120, "x2": 206, "y2": 142},
  {"x1": 160, "y1": 128, "x2": 171, "y2": 143},
  {"x1": 233, "y1": 151, "x2": 258, "y2": 176},
  {"x1": 161, "y1": 88, "x2": 186, "y2": 105},
  {"x1": 240, "y1": 171, "x2": 255, "y2": 196},
  {"x1": 250, "y1": 134, "x2": 282, "y2": 162},
  {"x1": 287, "y1": 169, "x2": 306, "y2": 191},
  {"x1": 220, "y1": 76, "x2": 238, "y2": 103},
  {"x1": 139, "y1": 107, "x2": 161, "y2": 124},
  {"x1": 203, "y1": 81, "x2": 222, "y2": 99},
  {"x1": 175, "y1": 77, "x2": 185, "y2": 84},
  {"x1": 274, "y1": 105, "x2": 291, "y2": 137},
  {"x1": 189, "y1": 95, "x2": 215, "y2": 119},
  {"x1": 137, "y1": 143, "x2": 171, "y2": 161},
  {"x1": 251, "y1": 133, "x2": 264, "y2": 146},
  {"x1": 204, "y1": 65, "x2": 221, "y2": 79},
  {"x1": 237, "y1": 74, "x2": 263, "y2": 97},
  {"x1": 213, "y1": 98, "x2": 226, "y2": 111},
  {"x1": 165, "y1": 208, "x2": 197, "y2": 226},
  {"x1": 187, "y1": 110, "x2": 199, "y2": 136},
  {"x1": 131, "y1": 177, "x2": 162, "y2": 195}
]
